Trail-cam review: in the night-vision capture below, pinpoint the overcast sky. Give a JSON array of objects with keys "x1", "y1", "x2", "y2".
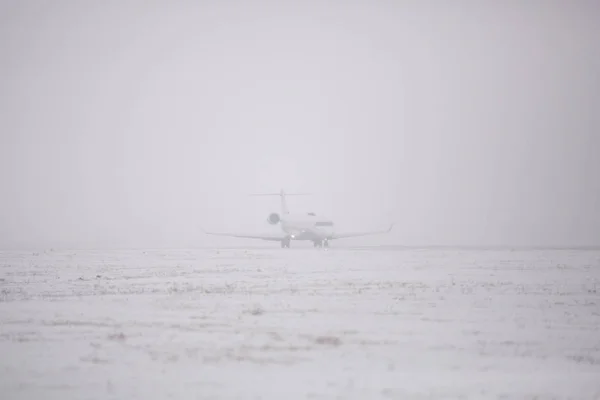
[{"x1": 1, "y1": 1, "x2": 599, "y2": 249}]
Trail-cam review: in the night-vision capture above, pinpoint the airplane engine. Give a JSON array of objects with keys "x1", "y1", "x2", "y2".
[{"x1": 267, "y1": 212, "x2": 280, "y2": 225}]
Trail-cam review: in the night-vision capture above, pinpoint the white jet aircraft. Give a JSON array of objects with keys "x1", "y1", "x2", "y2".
[{"x1": 202, "y1": 189, "x2": 393, "y2": 248}]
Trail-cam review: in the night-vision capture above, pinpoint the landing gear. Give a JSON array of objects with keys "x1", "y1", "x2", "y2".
[
  {"x1": 313, "y1": 239, "x2": 329, "y2": 248},
  {"x1": 281, "y1": 238, "x2": 291, "y2": 248}
]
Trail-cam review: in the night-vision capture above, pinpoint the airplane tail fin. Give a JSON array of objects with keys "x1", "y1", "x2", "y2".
[{"x1": 249, "y1": 189, "x2": 311, "y2": 215}]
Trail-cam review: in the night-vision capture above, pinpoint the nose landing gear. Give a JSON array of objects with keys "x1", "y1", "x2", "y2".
[{"x1": 281, "y1": 238, "x2": 291, "y2": 248}]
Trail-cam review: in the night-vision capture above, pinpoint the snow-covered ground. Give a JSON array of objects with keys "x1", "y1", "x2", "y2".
[{"x1": 1, "y1": 247, "x2": 599, "y2": 399}]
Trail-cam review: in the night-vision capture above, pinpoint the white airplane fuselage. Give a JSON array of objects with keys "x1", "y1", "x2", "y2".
[{"x1": 278, "y1": 212, "x2": 335, "y2": 242}]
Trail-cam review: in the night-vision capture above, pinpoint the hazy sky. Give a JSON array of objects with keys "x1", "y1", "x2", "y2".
[{"x1": 1, "y1": 1, "x2": 599, "y2": 249}]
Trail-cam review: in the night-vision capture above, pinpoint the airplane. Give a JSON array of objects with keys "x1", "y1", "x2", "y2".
[{"x1": 202, "y1": 189, "x2": 394, "y2": 248}]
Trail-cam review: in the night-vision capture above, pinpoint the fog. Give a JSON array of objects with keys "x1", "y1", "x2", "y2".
[{"x1": 1, "y1": 1, "x2": 599, "y2": 250}]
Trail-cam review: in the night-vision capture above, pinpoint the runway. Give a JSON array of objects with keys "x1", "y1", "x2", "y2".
[{"x1": 1, "y1": 247, "x2": 599, "y2": 399}]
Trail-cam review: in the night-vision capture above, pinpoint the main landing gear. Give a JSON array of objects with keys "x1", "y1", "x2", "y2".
[
  {"x1": 281, "y1": 237, "x2": 291, "y2": 248},
  {"x1": 313, "y1": 239, "x2": 329, "y2": 248}
]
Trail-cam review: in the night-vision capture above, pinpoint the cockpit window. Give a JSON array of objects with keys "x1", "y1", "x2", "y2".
[
  {"x1": 315, "y1": 221, "x2": 333, "y2": 226},
  {"x1": 307, "y1": 212, "x2": 316, "y2": 216}
]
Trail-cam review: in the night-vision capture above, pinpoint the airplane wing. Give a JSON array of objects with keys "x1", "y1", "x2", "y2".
[
  {"x1": 201, "y1": 228, "x2": 286, "y2": 242},
  {"x1": 329, "y1": 223, "x2": 394, "y2": 240}
]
